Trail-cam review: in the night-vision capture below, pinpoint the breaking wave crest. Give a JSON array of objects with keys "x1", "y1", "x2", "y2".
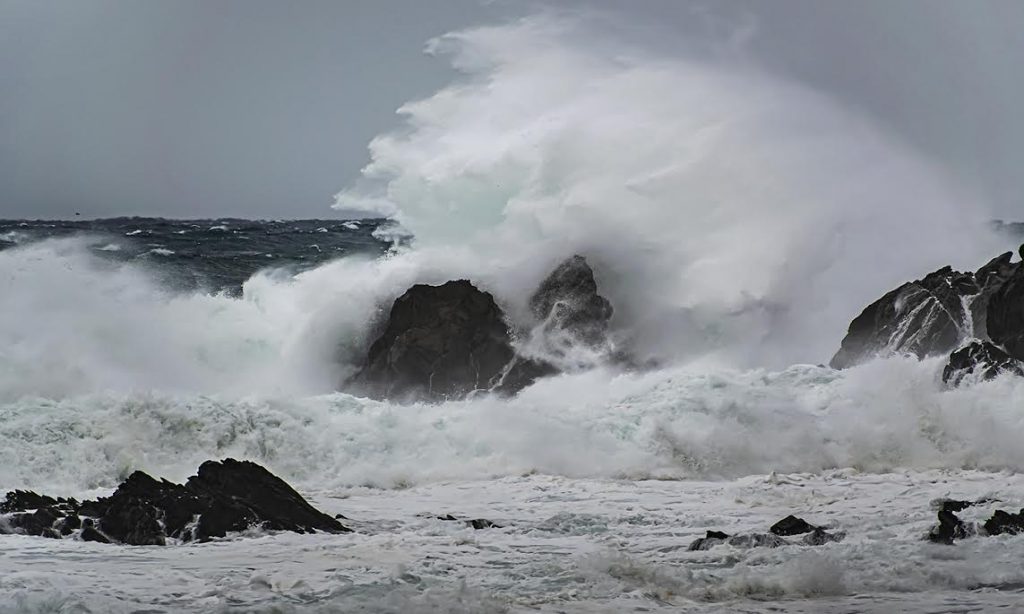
[{"x1": 0, "y1": 14, "x2": 1017, "y2": 494}]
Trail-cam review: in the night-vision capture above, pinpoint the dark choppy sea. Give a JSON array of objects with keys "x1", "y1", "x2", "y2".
[{"x1": 0, "y1": 217, "x2": 392, "y2": 294}]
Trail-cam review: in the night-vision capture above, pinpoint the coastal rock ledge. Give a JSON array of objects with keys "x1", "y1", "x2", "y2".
[{"x1": 0, "y1": 459, "x2": 348, "y2": 545}]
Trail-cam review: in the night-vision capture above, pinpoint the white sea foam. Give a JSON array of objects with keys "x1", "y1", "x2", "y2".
[
  {"x1": 0, "y1": 12, "x2": 1020, "y2": 613},
  {"x1": 334, "y1": 14, "x2": 1001, "y2": 369}
]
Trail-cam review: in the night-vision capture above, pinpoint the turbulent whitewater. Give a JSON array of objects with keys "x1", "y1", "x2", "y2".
[{"x1": 4, "y1": 14, "x2": 1024, "y2": 614}]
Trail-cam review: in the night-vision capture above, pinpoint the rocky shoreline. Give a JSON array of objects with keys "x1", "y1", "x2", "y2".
[
  {"x1": 831, "y1": 244, "x2": 1024, "y2": 386},
  {"x1": 0, "y1": 459, "x2": 348, "y2": 545}
]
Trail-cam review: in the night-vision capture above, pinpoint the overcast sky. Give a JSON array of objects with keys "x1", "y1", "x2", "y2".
[{"x1": 2, "y1": 0, "x2": 1023, "y2": 219}]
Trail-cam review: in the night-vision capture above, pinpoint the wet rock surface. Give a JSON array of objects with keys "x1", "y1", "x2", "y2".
[
  {"x1": 350, "y1": 255, "x2": 617, "y2": 401},
  {"x1": 832, "y1": 244, "x2": 1024, "y2": 386},
  {"x1": 350, "y1": 280, "x2": 518, "y2": 402},
  {"x1": 0, "y1": 459, "x2": 348, "y2": 545},
  {"x1": 830, "y1": 266, "x2": 977, "y2": 369},
  {"x1": 927, "y1": 498, "x2": 1024, "y2": 544},
  {"x1": 528, "y1": 255, "x2": 613, "y2": 353},
  {"x1": 942, "y1": 340, "x2": 1024, "y2": 385},
  {"x1": 688, "y1": 516, "x2": 843, "y2": 551},
  {"x1": 769, "y1": 514, "x2": 817, "y2": 536}
]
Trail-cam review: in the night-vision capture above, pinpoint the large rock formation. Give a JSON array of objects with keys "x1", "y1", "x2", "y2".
[
  {"x1": 0, "y1": 459, "x2": 347, "y2": 545},
  {"x1": 351, "y1": 256, "x2": 617, "y2": 402},
  {"x1": 831, "y1": 244, "x2": 1024, "y2": 386},
  {"x1": 830, "y1": 266, "x2": 978, "y2": 369},
  {"x1": 350, "y1": 280, "x2": 518, "y2": 402}
]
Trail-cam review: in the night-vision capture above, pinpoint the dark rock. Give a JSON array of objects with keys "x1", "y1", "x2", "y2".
[
  {"x1": 528, "y1": 255, "x2": 614, "y2": 352},
  {"x1": 831, "y1": 266, "x2": 978, "y2": 368},
  {"x1": 727, "y1": 533, "x2": 788, "y2": 548},
  {"x1": 987, "y1": 252, "x2": 1024, "y2": 361},
  {"x1": 89, "y1": 471, "x2": 207, "y2": 542},
  {"x1": 186, "y1": 458, "x2": 348, "y2": 538},
  {"x1": 942, "y1": 340, "x2": 1024, "y2": 386},
  {"x1": 58, "y1": 514, "x2": 81, "y2": 536},
  {"x1": 984, "y1": 509, "x2": 1024, "y2": 536},
  {"x1": 5, "y1": 507, "x2": 61, "y2": 537},
  {"x1": 80, "y1": 526, "x2": 110, "y2": 543},
  {"x1": 687, "y1": 530, "x2": 730, "y2": 551},
  {"x1": 929, "y1": 509, "x2": 971, "y2": 544},
  {"x1": 802, "y1": 528, "x2": 846, "y2": 546},
  {"x1": 972, "y1": 252, "x2": 1018, "y2": 338},
  {"x1": 494, "y1": 256, "x2": 616, "y2": 393},
  {"x1": 437, "y1": 514, "x2": 458, "y2": 521},
  {"x1": 351, "y1": 280, "x2": 517, "y2": 401},
  {"x1": 934, "y1": 498, "x2": 976, "y2": 513},
  {"x1": 770, "y1": 515, "x2": 817, "y2": 536},
  {"x1": 1, "y1": 458, "x2": 348, "y2": 546},
  {"x1": 99, "y1": 497, "x2": 166, "y2": 546},
  {"x1": 0, "y1": 490, "x2": 58, "y2": 513}
]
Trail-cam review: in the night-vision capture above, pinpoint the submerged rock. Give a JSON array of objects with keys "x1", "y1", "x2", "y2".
[
  {"x1": 436, "y1": 514, "x2": 503, "y2": 530},
  {"x1": 801, "y1": 528, "x2": 846, "y2": 546},
  {"x1": 830, "y1": 266, "x2": 978, "y2": 369},
  {"x1": 942, "y1": 340, "x2": 1023, "y2": 386},
  {"x1": 0, "y1": 459, "x2": 348, "y2": 545},
  {"x1": 687, "y1": 530, "x2": 730, "y2": 551},
  {"x1": 726, "y1": 533, "x2": 788, "y2": 549},
  {"x1": 350, "y1": 280, "x2": 517, "y2": 402}
]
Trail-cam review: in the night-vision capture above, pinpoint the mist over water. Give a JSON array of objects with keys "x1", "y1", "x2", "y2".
[
  {"x1": 0, "y1": 14, "x2": 1018, "y2": 495},
  {"x1": 336, "y1": 14, "x2": 1000, "y2": 368}
]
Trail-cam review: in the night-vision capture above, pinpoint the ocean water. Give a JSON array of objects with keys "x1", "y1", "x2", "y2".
[{"x1": 5, "y1": 13, "x2": 1024, "y2": 614}]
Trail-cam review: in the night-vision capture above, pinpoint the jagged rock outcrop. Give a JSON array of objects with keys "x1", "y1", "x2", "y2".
[
  {"x1": 528, "y1": 255, "x2": 613, "y2": 353},
  {"x1": 942, "y1": 340, "x2": 1024, "y2": 386},
  {"x1": 831, "y1": 244, "x2": 1024, "y2": 384},
  {"x1": 351, "y1": 256, "x2": 617, "y2": 402},
  {"x1": 0, "y1": 459, "x2": 347, "y2": 545},
  {"x1": 495, "y1": 256, "x2": 615, "y2": 393},
  {"x1": 986, "y1": 247, "x2": 1024, "y2": 360},
  {"x1": 350, "y1": 280, "x2": 518, "y2": 402},
  {"x1": 971, "y1": 251, "x2": 1017, "y2": 339},
  {"x1": 830, "y1": 266, "x2": 978, "y2": 369}
]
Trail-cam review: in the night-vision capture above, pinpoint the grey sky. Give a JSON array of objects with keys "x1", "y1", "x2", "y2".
[{"x1": 1, "y1": 0, "x2": 1022, "y2": 219}]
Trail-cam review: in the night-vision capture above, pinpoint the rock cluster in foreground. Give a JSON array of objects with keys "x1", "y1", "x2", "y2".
[
  {"x1": 831, "y1": 245, "x2": 1024, "y2": 385},
  {"x1": 349, "y1": 255, "x2": 614, "y2": 402},
  {"x1": 0, "y1": 459, "x2": 348, "y2": 545}
]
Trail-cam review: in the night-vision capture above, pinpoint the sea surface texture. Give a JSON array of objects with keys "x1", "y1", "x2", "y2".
[{"x1": 2, "y1": 218, "x2": 1024, "y2": 613}]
